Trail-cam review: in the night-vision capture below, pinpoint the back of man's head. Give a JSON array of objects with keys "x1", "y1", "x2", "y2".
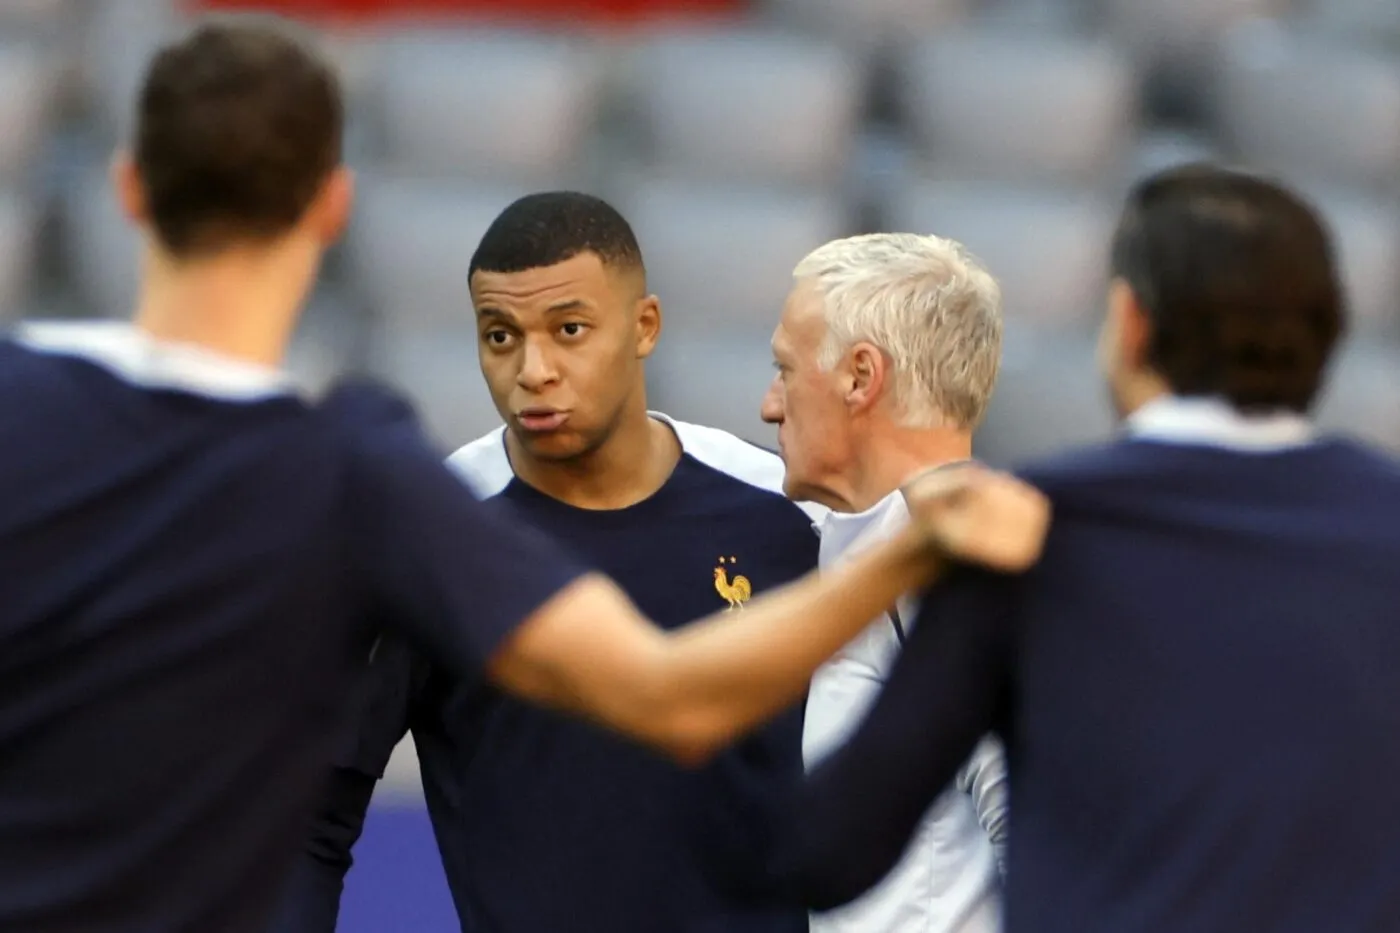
[
  {"x1": 1110, "y1": 164, "x2": 1344, "y2": 414},
  {"x1": 133, "y1": 17, "x2": 343, "y2": 258},
  {"x1": 469, "y1": 192, "x2": 645, "y2": 282}
]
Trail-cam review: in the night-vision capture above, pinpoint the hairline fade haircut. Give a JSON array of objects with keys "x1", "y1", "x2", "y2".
[
  {"x1": 794, "y1": 232, "x2": 1004, "y2": 431},
  {"x1": 1110, "y1": 163, "x2": 1344, "y2": 413},
  {"x1": 134, "y1": 15, "x2": 343, "y2": 258},
  {"x1": 469, "y1": 192, "x2": 646, "y2": 286}
]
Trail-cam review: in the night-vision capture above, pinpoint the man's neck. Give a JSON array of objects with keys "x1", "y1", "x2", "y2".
[
  {"x1": 131, "y1": 240, "x2": 318, "y2": 368},
  {"x1": 507, "y1": 401, "x2": 683, "y2": 511},
  {"x1": 844, "y1": 425, "x2": 973, "y2": 514}
]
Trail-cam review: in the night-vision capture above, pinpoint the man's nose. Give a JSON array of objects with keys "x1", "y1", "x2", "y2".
[
  {"x1": 760, "y1": 376, "x2": 784, "y2": 425},
  {"x1": 517, "y1": 339, "x2": 559, "y2": 391}
]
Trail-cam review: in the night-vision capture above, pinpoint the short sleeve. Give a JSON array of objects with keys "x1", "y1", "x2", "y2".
[{"x1": 325, "y1": 382, "x2": 590, "y2": 681}]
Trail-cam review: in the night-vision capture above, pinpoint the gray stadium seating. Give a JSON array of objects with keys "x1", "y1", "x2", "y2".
[
  {"x1": 1307, "y1": 188, "x2": 1400, "y2": 335},
  {"x1": 613, "y1": 176, "x2": 850, "y2": 328},
  {"x1": 285, "y1": 289, "x2": 368, "y2": 397},
  {"x1": 899, "y1": 29, "x2": 1138, "y2": 183},
  {"x1": 62, "y1": 162, "x2": 137, "y2": 318},
  {"x1": 7, "y1": 0, "x2": 1400, "y2": 463},
  {"x1": 366, "y1": 321, "x2": 506, "y2": 451},
  {"x1": 1216, "y1": 23, "x2": 1400, "y2": 189},
  {"x1": 1127, "y1": 128, "x2": 1220, "y2": 181},
  {"x1": 882, "y1": 180, "x2": 1119, "y2": 328},
  {"x1": 1316, "y1": 340, "x2": 1400, "y2": 452},
  {"x1": 1295, "y1": 0, "x2": 1400, "y2": 41},
  {"x1": 0, "y1": 39, "x2": 58, "y2": 181},
  {"x1": 371, "y1": 29, "x2": 604, "y2": 184},
  {"x1": 1099, "y1": 0, "x2": 1287, "y2": 118},
  {"x1": 626, "y1": 28, "x2": 862, "y2": 186},
  {"x1": 975, "y1": 328, "x2": 1116, "y2": 467},
  {"x1": 79, "y1": 0, "x2": 181, "y2": 138},
  {"x1": 646, "y1": 325, "x2": 780, "y2": 446},
  {"x1": 761, "y1": 0, "x2": 969, "y2": 47},
  {"x1": 345, "y1": 175, "x2": 528, "y2": 329},
  {"x1": 0, "y1": 189, "x2": 36, "y2": 322}
]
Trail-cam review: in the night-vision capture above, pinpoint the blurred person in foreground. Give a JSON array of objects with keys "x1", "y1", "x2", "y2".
[
  {"x1": 0, "y1": 18, "x2": 1051, "y2": 933},
  {"x1": 761, "y1": 233, "x2": 1010, "y2": 933},
  {"x1": 275, "y1": 191, "x2": 818, "y2": 933},
  {"x1": 757, "y1": 164, "x2": 1400, "y2": 933}
]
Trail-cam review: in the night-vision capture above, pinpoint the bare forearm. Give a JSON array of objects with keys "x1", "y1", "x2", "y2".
[
  {"x1": 654, "y1": 527, "x2": 941, "y2": 758},
  {"x1": 489, "y1": 528, "x2": 941, "y2": 763}
]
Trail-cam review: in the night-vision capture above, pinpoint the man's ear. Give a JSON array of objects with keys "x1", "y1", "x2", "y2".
[
  {"x1": 305, "y1": 165, "x2": 355, "y2": 246},
  {"x1": 846, "y1": 341, "x2": 888, "y2": 414},
  {"x1": 636, "y1": 295, "x2": 662, "y2": 359},
  {"x1": 1111, "y1": 278, "x2": 1154, "y2": 371},
  {"x1": 111, "y1": 151, "x2": 148, "y2": 228}
]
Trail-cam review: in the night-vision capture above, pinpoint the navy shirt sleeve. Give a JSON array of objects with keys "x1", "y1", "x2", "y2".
[
  {"x1": 267, "y1": 637, "x2": 431, "y2": 933},
  {"x1": 787, "y1": 568, "x2": 1018, "y2": 910},
  {"x1": 330, "y1": 383, "x2": 590, "y2": 680}
]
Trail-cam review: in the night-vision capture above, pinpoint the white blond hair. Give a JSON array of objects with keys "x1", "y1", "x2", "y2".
[{"x1": 794, "y1": 232, "x2": 1003, "y2": 429}]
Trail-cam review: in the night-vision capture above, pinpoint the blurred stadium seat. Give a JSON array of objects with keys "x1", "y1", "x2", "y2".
[
  {"x1": 370, "y1": 29, "x2": 606, "y2": 184},
  {"x1": 1316, "y1": 340, "x2": 1400, "y2": 451},
  {"x1": 647, "y1": 325, "x2": 780, "y2": 445},
  {"x1": 976, "y1": 328, "x2": 1114, "y2": 466},
  {"x1": 1099, "y1": 0, "x2": 1287, "y2": 119},
  {"x1": 625, "y1": 27, "x2": 862, "y2": 185},
  {"x1": 367, "y1": 323, "x2": 506, "y2": 450},
  {"x1": 1217, "y1": 22, "x2": 1400, "y2": 189},
  {"x1": 899, "y1": 28, "x2": 1138, "y2": 183},
  {"x1": 345, "y1": 174, "x2": 526, "y2": 328},
  {"x1": 882, "y1": 180, "x2": 1118, "y2": 328},
  {"x1": 0, "y1": 40, "x2": 59, "y2": 181},
  {"x1": 615, "y1": 176, "x2": 850, "y2": 327},
  {"x1": 761, "y1": 0, "x2": 969, "y2": 48}
]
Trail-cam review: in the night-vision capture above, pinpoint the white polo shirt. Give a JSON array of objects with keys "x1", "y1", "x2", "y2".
[{"x1": 804, "y1": 488, "x2": 1007, "y2": 933}]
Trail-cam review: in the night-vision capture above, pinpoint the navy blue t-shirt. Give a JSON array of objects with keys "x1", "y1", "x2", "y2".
[
  {"x1": 0, "y1": 324, "x2": 584, "y2": 932},
  {"x1": 783, "y1": 435, "x2": 1400, "y2": 933},
  {"x1": 275, "y1": 418, "x2": 818, "y2": 933}
]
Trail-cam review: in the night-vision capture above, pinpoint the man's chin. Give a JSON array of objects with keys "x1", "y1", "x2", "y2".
[{"x1": 513, "y1": 429, "x2": 589, "y2": 462}]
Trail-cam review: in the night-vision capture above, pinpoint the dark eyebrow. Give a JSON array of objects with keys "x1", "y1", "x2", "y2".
[
  {"x1": 475, "y1": 307, "x2": 516, "y2": 324},
  {"x1": 545, "y1": 299, "x2": 589, "y2": 314}
]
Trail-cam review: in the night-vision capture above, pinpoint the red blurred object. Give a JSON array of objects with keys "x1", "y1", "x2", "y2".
[{"x1": 189, "y1": 0, "x2": 744, "y2": 23}]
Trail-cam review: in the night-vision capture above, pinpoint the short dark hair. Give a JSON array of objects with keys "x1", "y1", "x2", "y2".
[
  {"x1": 469, "y1": 192, "x2": 645, "y2": 281},
  {"x1": 1110, "y1": 164, "x2": 1344, "y2": 413},
  {"x1": 134, "y1": 18, "x2": 343, "y2": 257}
]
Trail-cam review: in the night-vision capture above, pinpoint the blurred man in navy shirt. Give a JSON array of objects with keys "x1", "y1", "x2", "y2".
[{"x1": 772, "y1": 164, "x2": 1400, "y2": 933}]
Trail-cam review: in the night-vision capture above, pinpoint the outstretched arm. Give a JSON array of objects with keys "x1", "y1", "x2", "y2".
[
  {"x1": 488, "y1": 466, "x2": 1047, "y2": 764},
  {"x1": 345, "y1": 385, "x2": 1047, "y2": 766},
  {"x1": 488, "y1": 525, "x2": 939, "y2": 763}
]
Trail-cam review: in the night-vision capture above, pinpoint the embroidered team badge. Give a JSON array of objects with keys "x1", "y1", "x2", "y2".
[{"x1": 713, "y1": 556, "x2": 752, "y2": 611}]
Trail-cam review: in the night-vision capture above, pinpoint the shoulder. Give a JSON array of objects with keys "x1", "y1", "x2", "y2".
[
  {"x1": 657, "y1": 413, "x2": 826, "y2": 524},
  {"x1": 1011, "y1": 438, "x2": 1158, "y2": 498},
  {"x1": 445, "y1": 427, "x2": 513, "y2": 499},
  {"x1": 319, "y1": 378, "x2": 421, "y2": 436}
]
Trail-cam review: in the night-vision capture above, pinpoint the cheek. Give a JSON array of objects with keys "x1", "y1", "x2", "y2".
[{"x1": 478, "y1": 354, "x2": 515, "y2": 402}]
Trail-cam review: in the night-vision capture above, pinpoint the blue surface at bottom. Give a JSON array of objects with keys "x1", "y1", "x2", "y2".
[{"x1": 336, "y1": 805, "x2": 457, "y2": 933}]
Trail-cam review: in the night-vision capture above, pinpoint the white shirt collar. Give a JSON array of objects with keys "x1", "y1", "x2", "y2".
[
  {"x1": 1126, "y1": 395, "x2": 1314, "y2": 451},
  {"x1": 818, "y1": 489, "x2": 907, "y2": 561},
  {"x1": 15, "y1": 321, "x2": 297, "y2": 402}
]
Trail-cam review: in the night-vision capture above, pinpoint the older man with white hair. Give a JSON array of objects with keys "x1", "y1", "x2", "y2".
[{"x1": 761, "y1": 232, "x2": 1009, "y2": 933}]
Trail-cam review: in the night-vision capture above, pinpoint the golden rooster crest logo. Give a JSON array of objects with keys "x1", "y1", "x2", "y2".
[{"x1": 714, "y1": 556, "x2": 751, "y2": 611}]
